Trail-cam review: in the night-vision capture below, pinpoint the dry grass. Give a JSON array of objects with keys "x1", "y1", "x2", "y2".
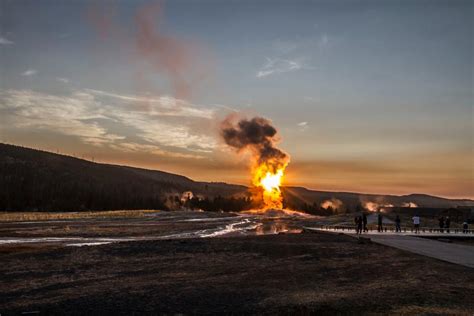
[
  {"x1": 391, "y1": 305, "x2": 474, "y2": 315},
  {"x1": 2, "y1": 233, "x2": 473, "y2": 314},
  {"x1": 0, "y1": 210, "x2": 159, "y2": 222}
]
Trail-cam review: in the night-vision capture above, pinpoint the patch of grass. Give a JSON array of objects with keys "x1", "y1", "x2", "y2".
[
  {"x1": 0, "y1": 210, "x2": 159, "y2": 222},
  {"x1": 392, "y1": 305, "x2": 473, "y2": 316}
]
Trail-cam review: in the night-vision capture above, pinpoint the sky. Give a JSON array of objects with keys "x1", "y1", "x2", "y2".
[{"x1": 0, "y1": 0, "x2": 472, "y2": 198}]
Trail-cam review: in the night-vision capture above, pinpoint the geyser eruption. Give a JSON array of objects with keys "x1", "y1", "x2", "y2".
[{"x1": 221, "y1": 116, "x2": 290, "y2": 209}]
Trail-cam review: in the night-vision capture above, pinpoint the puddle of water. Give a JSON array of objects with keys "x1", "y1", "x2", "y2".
[
  {"x1": 67, "y1": 242, "x2": 114, "y2": 247},
  {"x1": 0, "y1": 211, "x2": 306, "y2": 247}
]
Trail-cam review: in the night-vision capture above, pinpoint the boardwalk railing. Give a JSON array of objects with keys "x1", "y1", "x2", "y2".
[{"x1": 308, "y1": 224, "x2": 474, "y2": 234}]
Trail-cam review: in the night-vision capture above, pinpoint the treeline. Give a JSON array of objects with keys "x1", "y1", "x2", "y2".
[
  {"x1": 284, "y1": 201, "x2": 336, "y2": 216},
  {"x1": 0, "y1": 144, "x2": 194, "y2": 212},
  {"x1": 0, "y1": 143, "x2": 250, "y2": 212},
  {"x1": 0, "y1": 161, "x2": 169, "y2": 211},
  {"x1": 284, "y1": 200, "x2": 368, "y2": 216}
]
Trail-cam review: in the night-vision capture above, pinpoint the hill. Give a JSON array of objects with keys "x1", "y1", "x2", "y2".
[
  {"x1": 0, "y1": 143, "x2": 246, "y2": 211},
  {"x1": 282, "y1": 187, "x2": 473, "y2": 211},
  {"x1": 0, "y1": 143, "x2": 472, "y2": 212}
]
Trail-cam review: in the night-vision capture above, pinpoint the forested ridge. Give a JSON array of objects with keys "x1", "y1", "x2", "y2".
[
  {"x1": 1, "y1": 143, "x2": 472, "y2": 213},
  {"x1": 0, "y1": 143, "x2": 246, "y2": 211}
]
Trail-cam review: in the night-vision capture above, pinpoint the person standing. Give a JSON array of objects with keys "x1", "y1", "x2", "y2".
[
  {"x1": 357, "y1": 216, "x2": 363, "y2": 235},
  {"x1": 362, "y1": 213, "x2": 368, "y2": 232},
  {"x1": 412, "y1": 214, "x2": 420, "y2": 234},
  {"x1": 438, "y1": 216, "x2": 445, "y2": 233},
  {"x1": 463, "y1": 221, "x2": 469, "y2": 234},
  {"x1": 445, "y1": 216, "x2": 451, "y2": 233},
  {"x1": 395, "y1": 215, "x2": 401, "y2": 233},
  {"x1": 377, "y1": 212, "x2": 383, "y2": 232}
]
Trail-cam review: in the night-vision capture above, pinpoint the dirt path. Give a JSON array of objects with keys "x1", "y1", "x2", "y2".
[
  {"x1": 367, "y1": 235, "x2": 474, "y2": 268},
  {"x1": 305, "y1": 228, "x2": 474, "y2": 268}
]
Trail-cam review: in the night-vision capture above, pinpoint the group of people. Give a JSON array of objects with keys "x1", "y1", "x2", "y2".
[
  {"x1": 438, "y1": 216, "x2": 451, "y2": 233},
  {"x1": 354, "y1": 214, "x2": 368, "y2": 234},
  {"x1": 354, "y1": 213, "x2": 470, "y2": 234}
]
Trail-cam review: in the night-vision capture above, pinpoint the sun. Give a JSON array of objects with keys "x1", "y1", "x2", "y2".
[
  {"x1": 261, "y1": 170, "x2": 283, "y2": 193},
  {"x1": 253, "y1": 163, "x2": 287, "y2": 209}
]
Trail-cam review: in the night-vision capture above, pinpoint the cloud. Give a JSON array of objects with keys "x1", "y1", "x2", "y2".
[
  {"x1": 56, "y1": 77, "x2": 70, "y2": 84},
  {"x1": 110, "y1": 142, "x2": 204, "y2": 159},
  {"x1": 0, "y1": 89, "x2": 218, "y2": 157},
  {"x1": 303, "y1": 96, "x2": 320, "y2": 103},
  {"x1": 0, "y1": 90, "x2": 117, "y2": 146},
  {"x1": 0, "y1": 36, "x2": 13, "y2": 45},
  {"x1": 21, "y1": 69, "x2": 37, "y2": 76},
  {"x1": 85, "y1": 89, "x2": 214, "y2": 119},
  {"x1": 256, "y1": 58, "x2": 303, "y2": 78},
  {"x1": 258, "y1": 34, "x2": 331, "y2": 79},
  {"x1": 298, "y1": 121, "x2": 309, "y2": 131}
]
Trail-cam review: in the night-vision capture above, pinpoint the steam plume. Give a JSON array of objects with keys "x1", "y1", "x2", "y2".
[
  {"x1": 86, "y1": 2, "x2": 209, "y2": 100},
  {"x1": 221, "y1": 115, "x2": 290, "y2": 209},
  {"x1": 320, "y1": 198, "x2": 343, "y2": 211},
  {"x1": 135, "y1": 3, "x2": 203, "y2": 99},
  {"x1": 221, "y1": 116, "x2": 289, "y2": 170}
]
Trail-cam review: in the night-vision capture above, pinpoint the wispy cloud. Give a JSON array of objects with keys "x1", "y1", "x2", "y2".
[
  {"x1": 303, "y1": 96, "x2": 320, "y2": 103},
  {"x1": 0, "y1": 89, "x2": 217, "y2": 158},
  {"x1": 109, "y1": 142, "x2": 205, "y2": 159},
  {"x1": 256, "y1": 58, "x2": 305, "y2": 78},
  {"x1": 85, "y1": 89, "x2": 214, "y2": 119},
  {"x1": 298, "y1": 121, "x2": 309, "y2": 131},
  {"x1": 258, "y1": 33, "x2": 332, "y2": 79},
  {"x1": 21, "y1": 69, "x2": 37, "y2": 76},
  {"x1": 56, "y1": 77, "x2": 70, "y2": 84},
  {"x1": 0, "y1": 89, "x2": 117, "y2": 146},
  {"x1": 0, "y1": 36, "x2": 13, "y2": 45}
]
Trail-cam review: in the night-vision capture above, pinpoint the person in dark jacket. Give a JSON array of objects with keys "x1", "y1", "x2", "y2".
[
  {"x1": 377, "y1": 212, "x2": 383, "y2": 232},
  {"x1": 395, "y1": 215, "x2": 401, "y2": 233},
  {"x1": 445, "y1": 216, "x2": 451, "y2": 233},
  {"x1": 357, "y1": 216, "x2": 363, "y2": 235},
  {"x1": 463, "y1": 221, "x2": 469, "y2": 234},
  {"x1": 438, "y1": 216, "x2": 445, "y2": 233},
  {"x1": 362, "y1": 213, "x2": 368, "y2": 232}
]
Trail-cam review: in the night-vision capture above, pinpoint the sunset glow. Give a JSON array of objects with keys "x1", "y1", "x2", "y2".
[
  {"x1": 253, "y1": 164, "x2": 287, "y2": 209},
  {"x1": 0, "y1": 0, "x2": 471, "y2": 199}
]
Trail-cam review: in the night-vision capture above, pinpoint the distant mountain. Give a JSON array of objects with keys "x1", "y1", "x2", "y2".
[
  {"x1": 281, "y1": 187, "x2": 473, "y2": 211},
  {"x1": 0, "y1": 143, "x2": 472, "y2": 212}
]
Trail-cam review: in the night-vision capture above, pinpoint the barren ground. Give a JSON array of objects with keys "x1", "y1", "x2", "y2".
[{"x1": 1, "y1": 231, "x2": 473, "y2": 315}]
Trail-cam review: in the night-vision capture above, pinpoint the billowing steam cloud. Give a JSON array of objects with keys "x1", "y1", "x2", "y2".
[
  {"x1": 221, "y1": 115, "x2": 290, "y2": 209},
  {"x1": 320, "y1": 198, "x2": 343, "y2": 211},
  {"x1": 86, "y1": 2, "x2": 209, "y2": 100},
  {"x1": 221, "y1": 116, "x2": 289, "y2": 170},
  {"x1": 363, "y1": 201, "x2": 394, "y2": 212},
  {"x1": 135, "y1": 3, "x2": 206, "y2": 99}
]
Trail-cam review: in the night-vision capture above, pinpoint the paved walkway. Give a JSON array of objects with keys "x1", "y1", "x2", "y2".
[{"x1": 305, "y1": 227, "x2": 474, "y2": 268}]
